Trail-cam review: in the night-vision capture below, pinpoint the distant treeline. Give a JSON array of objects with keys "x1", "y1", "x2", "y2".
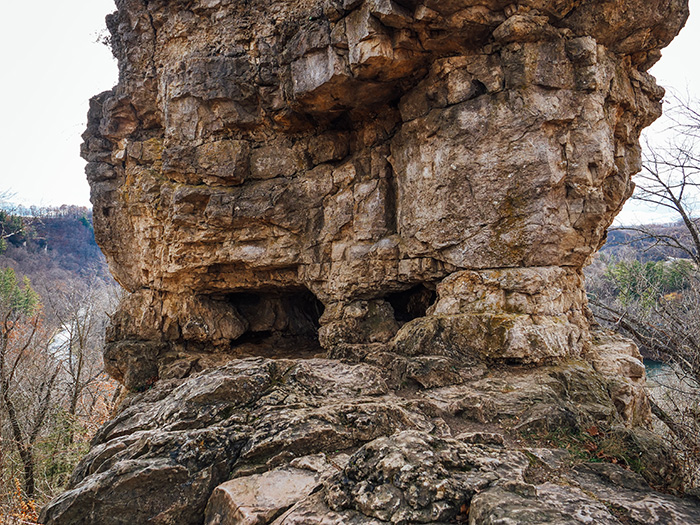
[
  {"x1": 602, "y1": 220, "x2": 699, "y2": 262},
  {"x1": 0, "y1": 207, "x2": 110, "y2": 284},
  {"x1": 0, "y1": 203, "x2": 93, "y2": 220}
]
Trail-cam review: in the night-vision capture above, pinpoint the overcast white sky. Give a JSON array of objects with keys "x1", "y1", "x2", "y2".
[
  {"x1": 0, "y1": 0, "x2": 117, "y2": 208},
  {"x1": 0, "y1": 1, "x2": 696, "y2": 224}
]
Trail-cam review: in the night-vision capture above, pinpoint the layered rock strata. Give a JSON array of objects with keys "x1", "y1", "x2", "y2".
[
  {"x1": 42, "y1": 0, "x2": 700, "y2": 523},
  {"x1": 84, "y1": 0, "x2": 687, "y2": 385}
]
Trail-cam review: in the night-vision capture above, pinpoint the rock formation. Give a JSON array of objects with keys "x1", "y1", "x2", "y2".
[{"x1": 41, "y1": 0, "x2": 699, "y2": 523}]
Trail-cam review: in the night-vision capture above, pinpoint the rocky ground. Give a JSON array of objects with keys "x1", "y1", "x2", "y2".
[{"x1": 41, "y1": 331, "x2": 700, "y2": 524}]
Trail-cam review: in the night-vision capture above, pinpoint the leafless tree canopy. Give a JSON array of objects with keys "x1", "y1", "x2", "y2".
[{"x1": 0, "y1": 198, "x2": 120, "y2": 522}]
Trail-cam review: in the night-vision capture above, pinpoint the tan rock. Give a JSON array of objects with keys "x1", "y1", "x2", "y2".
[
  {"x1": 589, "y1": 331, "x2": 652, "y2": 426},
  {"x1": 204, "y1": 468, "x2": 322, "y2": 525},
  {"x1": 82, "y1": 0, "x2": 687, "y2": 388},
  {"x1": 47, "y1": 2, "x2": 698, "y2": 520}
]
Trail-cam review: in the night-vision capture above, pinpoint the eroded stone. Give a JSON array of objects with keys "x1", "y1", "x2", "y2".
[
  {"x1": 82, "y1": 0, "x2": 688, "y2": 384},
  {"x1": 204, "y1": 467, "x2": 322, "y2": 525}
]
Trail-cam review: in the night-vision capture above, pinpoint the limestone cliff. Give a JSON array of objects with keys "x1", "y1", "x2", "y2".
[
  {"x1": 41, "y1": 0, "x2": 700, "y2": 524},
  {"x1": 83, "y1": 0, "x2": 688, "y2": 387}
]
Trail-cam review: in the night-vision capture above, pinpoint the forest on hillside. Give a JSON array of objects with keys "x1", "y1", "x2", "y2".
[
  {"x1": 585, "y1": 222, "x2": 700, "y2": 489},
  {"x1": 0, "y1": 207, "x2": 120, "y2": 523}
]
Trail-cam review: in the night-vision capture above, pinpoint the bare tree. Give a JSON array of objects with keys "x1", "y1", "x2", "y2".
[
  {"x1": 586, "y1": 93, "x2": 700, "y2": 486},
  {"x1": 42, "y1": 277, "x2": 115, "y2": 443},
  {"x1": 0, "y1": 192, "x2": 28, "y2": 254},
  {"x1": 609, "y1": 93, "x2": 700, "y2": 262},
  {"x1": 0, "y1": 268, "x2": 60, "y2": 498},
  {"x1": 591, "y1": 94, "x2": 700, "y2": 378},
  {"x1": 0, "y1": 203, "x2": 119, "y2": 519}
]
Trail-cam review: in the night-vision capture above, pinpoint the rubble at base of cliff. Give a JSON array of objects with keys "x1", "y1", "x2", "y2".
[{"x1": 42, "y1": 333, "x2": 700, "y2": 524}]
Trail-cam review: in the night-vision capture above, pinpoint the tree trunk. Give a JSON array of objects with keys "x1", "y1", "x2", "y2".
[
  {"x1": 19, "y1": 446, "x2": 36, "y2": 498},
  {"x1": 2, "y1": 378, "x2": 36, "y2": 497}
]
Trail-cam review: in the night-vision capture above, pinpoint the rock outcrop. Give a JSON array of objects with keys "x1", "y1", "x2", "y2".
[
  {"x1": 41, "y1": 0, "x2": 699, "y2": 523},
  {"x1": 42, "y1": 354, "x2": 699, "y2": 524},
  {"x1": 83, "y1": 0, "x2": 687, "y2": 385}
]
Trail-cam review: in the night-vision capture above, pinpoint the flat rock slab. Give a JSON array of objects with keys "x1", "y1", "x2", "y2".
[
  {"x1": 472, "y1": 463, "x2": 700, "y2": 525},
  {"x1": 470, "y1": 482, "x2": 622, "y2": 525},
  {"x1": 205, "y1": 467, "x2": 322, "y2": 525}
]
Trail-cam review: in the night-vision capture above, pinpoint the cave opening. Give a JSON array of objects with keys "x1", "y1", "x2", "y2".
[
  {"x1": 226, "y1": 288, "x2": 325, "y2": 358},
  {"x1": 386, "y1": 284, "x2": 437, "y2": 324}
]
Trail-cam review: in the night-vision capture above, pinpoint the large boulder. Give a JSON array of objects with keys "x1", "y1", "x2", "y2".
[{"x1": 42, "y1": 0, "x2": 700, "y2": 523}]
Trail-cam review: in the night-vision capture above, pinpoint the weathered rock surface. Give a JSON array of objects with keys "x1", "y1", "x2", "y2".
[
  {"x1": 82, "y1": 0, "x2": 688, "y2": 385},
  {"x1": 204, "y1": 465, "x2": 326, "y2": 524},
  {"x1": 42, "y1": 0, "x2": 700, "y2": 523},
  {"x1": 41, "y1": 349, "x2": 700, "y2": 524}
]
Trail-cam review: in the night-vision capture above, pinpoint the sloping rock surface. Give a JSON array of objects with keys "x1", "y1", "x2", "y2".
[{"x1": 41, "y1": 350, "x2": 700, "y2": 524}]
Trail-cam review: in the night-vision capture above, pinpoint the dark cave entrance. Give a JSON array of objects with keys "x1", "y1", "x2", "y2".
[
  {"x1": 386, "y1": 284, "x2": 437, "y2": 324},
  {"x1": 227, "y1": 288, "x2": 325, "y2": 358}
]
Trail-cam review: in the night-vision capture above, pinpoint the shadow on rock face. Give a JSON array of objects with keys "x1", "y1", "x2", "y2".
[{"x1": 105, "y1": 288, "x2": 327, "y2": 391}]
